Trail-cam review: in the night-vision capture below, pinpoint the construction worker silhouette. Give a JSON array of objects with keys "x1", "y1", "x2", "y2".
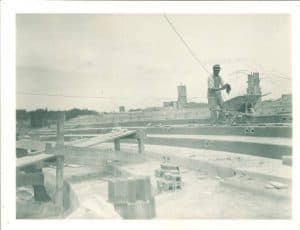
[{"x1": 207, "y1": 64, "x2": 231, "y2": 123}]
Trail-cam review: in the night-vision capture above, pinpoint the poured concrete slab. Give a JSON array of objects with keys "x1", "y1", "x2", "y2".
[
  {"x1": 118, "y1": 160, "x2": 290, "y2": 219},
  {"x1": 95, "y1": 143, "x2": 291, "y2": 182}
]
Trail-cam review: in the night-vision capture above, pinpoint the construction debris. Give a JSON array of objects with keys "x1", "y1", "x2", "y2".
[
  {"x1": 270, "y1": 181, "x2": 288, "y2": 189},
  {"x1": 264, "y1": 181, "x2": 288, "y2": 190}
]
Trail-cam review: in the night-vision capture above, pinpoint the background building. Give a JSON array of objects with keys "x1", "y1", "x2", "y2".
[
  {"x1": 119, "y1": 106, "x2": 125, "y2": 112},
  {"x1": 163, "y1": 101, "x2": 177, "y2": 108},
  {"x1": 177, "y1": 84, "x2": 187, "y2": 109},
  {"x1": 257, "y1": 94, "x2": 292, "y2": 115},
  {"x1": 247, "y1": 72, "x2": 262, "y2": 96}
]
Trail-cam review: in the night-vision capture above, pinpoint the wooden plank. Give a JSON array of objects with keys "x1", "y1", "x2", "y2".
[
  {"x1": 137, "y1": 138, "x2": 144, "y2": 154},
  {"x1": 69, "y1": 130, "x2": 137, "y2": 147},
  {"x1": 16, "y1": 139, "x2": 46, "y2": 151},
  {"x1": 16, "y1": 153, "x2": 56, "y2": 169},
  {"x1": 16, "y1": 172, "x2": 44, "y2": 187},
  {"x1": 114, "y1": 139, "x2": 121, "y2": 151},
  {"x1": 56, "y1": 112, "x2": 65, "y2": 147},
  {"x1": 49, "y1": 146, "x2": 145, "y2": 164}
]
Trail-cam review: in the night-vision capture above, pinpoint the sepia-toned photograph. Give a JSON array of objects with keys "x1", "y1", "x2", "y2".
[{"x1": 15, "y1": 13, "x2": 292, "y2": 219}]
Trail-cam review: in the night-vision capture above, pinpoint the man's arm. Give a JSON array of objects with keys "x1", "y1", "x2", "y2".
[
  {"x1": 208, "y1": 76, "x2": 226, "y2": 92},
  {"x1": 214, "y1": 87, "x2": 226, "y2": 91}
]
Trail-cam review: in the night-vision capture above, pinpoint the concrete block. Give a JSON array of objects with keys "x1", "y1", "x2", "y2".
[
  {"x1": 160, "y1": 164, "x2": 179, "y2": 171},
  {"x1": 163, "y1": 173, "x2": 181, "y2": 182},
  {"x1": 127, "y1": 178, "x2": 137, "y2": 203},
  {"x1": 136, "y1": 176, "x2": 151, "y2": 201},
  {"x1": 149, "y1": 198, "x2": 156, "y2": 217},
  {"x1": 116, "y1": 179, "x2": 129, "y2": 204},
  {"x1": 108, "y1": 178, "x2": 129, "y2": 204},
  {"x1": 123, "y1": 198, "x2": 156, "y2": 219},
  {"x1": 108, "y1": 180, "x2": 115, "y2": 202},
  {"x1": 158, "y1": 179, "x2": 181, "y2": 191}
]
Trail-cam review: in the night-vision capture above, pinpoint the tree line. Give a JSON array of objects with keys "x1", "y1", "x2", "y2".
[{"x1": 16, "y1": 108, "x2": 99, "y2": 128}]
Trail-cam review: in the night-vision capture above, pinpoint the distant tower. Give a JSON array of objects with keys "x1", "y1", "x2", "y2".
[
  {"x1": 247, "y1": 72, "x2": 262, "y2": 96},
  {"x1": 119, "y1": 106, "x2": 125, "y2": 112},
  {"x1": 177, "y1": 84, "x2": 187, "y2": 109}
]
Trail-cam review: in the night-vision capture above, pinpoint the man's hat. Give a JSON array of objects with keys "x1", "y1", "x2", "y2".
[{"x1": 213, "y1": 64, "x2": 221, "y2": 69}]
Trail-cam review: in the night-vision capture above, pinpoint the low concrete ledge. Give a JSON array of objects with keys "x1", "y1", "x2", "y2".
[{"x1": 143, "y1": 150, "x2": 291, "y2": 184}]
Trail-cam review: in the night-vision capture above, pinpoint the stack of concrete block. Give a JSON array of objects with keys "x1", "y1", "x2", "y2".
[
  {"x1": 108, "y1": 178, "x2": 129, "y2": 203},
  {"x1": 155, "y1": 164, "x2": 180, "y2": 177},
  {"x1": 108, "y1": 176, "x2": 155, "y2": 219},
  {"x1": 155, "y1": 164, "x2": 182, "y2": 192}
]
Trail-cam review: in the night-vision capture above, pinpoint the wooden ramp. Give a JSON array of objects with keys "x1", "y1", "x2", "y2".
[
  {"x1": 17, "y1": 139, "x2": 46, "y2": 152},
  {"x1": 16, "y1": 129, "x2": 145, "y2": 168},
  {"x1": 16, "y1": 153, "x2": 56, "y2": 169}
]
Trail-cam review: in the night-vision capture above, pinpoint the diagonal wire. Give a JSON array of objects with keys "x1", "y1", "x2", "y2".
[{"x1": 163, "y1": 13, "x2": 210, "y2": 75}]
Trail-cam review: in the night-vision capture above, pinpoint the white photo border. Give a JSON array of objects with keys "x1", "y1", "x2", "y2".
[{"x1": 1, "y1": 1, "x2": 300, "y2": 230}]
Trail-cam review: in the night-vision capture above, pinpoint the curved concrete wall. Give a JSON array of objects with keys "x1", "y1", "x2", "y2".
[
  {"x1": 44, "y1": 173, "x2": 79, "y2": 218},
  {"x1": 123, "y1": 137, "x2": 291, "y2": 159}
]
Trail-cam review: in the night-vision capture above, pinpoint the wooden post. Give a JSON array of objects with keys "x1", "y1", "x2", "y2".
[
  {"x1": 135, "y1": 130, "x2": 145, "y2": 154},
  {"x1": 137, "y1": 138, "x2": 144, "y2": 154},
  {"x1": 55, "y1": 155, "x2": 64, "y2": 213},
  {"x1": 56, "y1": 112, "x2": 65, "y2": 147},
  {"x1": 114, "y1": 139, "x2": 121, "y2": 151}
]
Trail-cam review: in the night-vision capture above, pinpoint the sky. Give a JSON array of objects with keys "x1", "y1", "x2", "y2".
[{"x1": 16, "y1": 14, "x2": 292, "y2": 112}]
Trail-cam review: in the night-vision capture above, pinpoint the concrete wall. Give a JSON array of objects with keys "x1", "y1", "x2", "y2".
[
  {"x1": 38, "y1": 126, "x2": 292, "y2": 138},
  {"x1": 123, "y1": 137, "x2": 291, "y2": 159}
]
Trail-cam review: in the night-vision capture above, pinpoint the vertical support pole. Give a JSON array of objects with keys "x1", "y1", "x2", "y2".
[
  {"x1": 114, "y1": 139, "x2": 120, "y2": 151},
  {"x1": 56, "y1": 111, "x2": 65, "y2": 147},
  {"x1": 137, "y1": 138, "x2": 144, "y2": 154},
  {"x1": 55, "y1": 155, "x2": 64, "y2": 213}
]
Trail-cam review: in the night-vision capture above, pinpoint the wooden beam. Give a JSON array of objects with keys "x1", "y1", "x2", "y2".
[
  {"x1": 56, "y1": 112, "x2": 65, "y2": 147},
  {"x1": 137, "y1": 138, "x2": 144, "y2": 154},
  {"x1": 49, "y1": 145, "x2": 145, "y2": 164},
  {"x1": 114, "y1": 139, "x2": 121, "y2": 151},
  {"x1": 16, "y1": 172, "x2": 44, "y2": 187},
  {"x1": 55, "y1": 155, "x2": 64, "y2": 212}
]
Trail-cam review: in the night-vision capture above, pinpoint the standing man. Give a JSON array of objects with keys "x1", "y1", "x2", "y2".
[{"x1": 207, "y1": 64, "x2": 231, "y2": 123}]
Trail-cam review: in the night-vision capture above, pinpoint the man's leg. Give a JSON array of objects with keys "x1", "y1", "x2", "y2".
[
  {"x1": 210, "y1": 109, "x2": 217, "y2": 124},
  {"x1": 208, "y1": 95, "x2": 218, "y2": 124},
  {"x1": 216, "y1": 93, "x2": 225, "y2": 122}
]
